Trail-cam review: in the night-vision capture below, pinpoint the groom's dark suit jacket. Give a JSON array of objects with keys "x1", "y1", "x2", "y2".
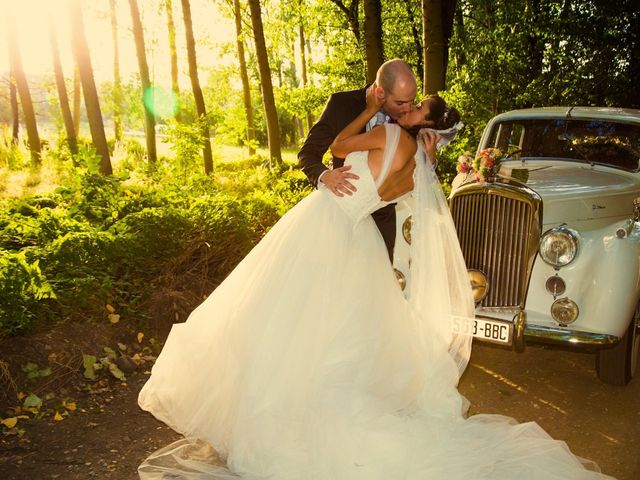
[{"x1": 298, "y1": 87, "x2": 396, "y2": 261}]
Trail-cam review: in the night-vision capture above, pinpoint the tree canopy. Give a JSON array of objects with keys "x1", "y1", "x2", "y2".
[{"x1": 0, "y1": 0, "x2": 637, "y2": 171}]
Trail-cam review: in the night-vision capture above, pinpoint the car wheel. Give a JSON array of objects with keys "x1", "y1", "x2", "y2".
[{"x1": 596, "y1": 302, "x2": 640, "y2": 386}]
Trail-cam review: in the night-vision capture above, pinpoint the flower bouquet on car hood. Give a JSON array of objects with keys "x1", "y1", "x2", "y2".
[
  {"x1": 456, "y1": 146, "x2": 524, "y2": 183},
  {"x1": 456, "y1": 148, "x2": 504, "y2": 182}
]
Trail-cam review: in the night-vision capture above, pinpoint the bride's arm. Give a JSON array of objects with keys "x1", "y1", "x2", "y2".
[{"x1": 330, "y1": 86, "x2": 385, "y2": 158}]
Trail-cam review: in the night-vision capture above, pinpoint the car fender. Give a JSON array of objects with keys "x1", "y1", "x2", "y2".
[{"x1": 525, "y1": 221, "x2": 640, "y2": 338}]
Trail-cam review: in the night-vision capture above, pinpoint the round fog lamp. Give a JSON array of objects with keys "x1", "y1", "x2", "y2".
[
  {"x1": 545, "y1": 275, "x2": 566, "y2": 297},
  {"x1": 394, "y1": 269, "x2": 407, "y2": 291},
  {"x1": 402, "y1": 216, "x2": 412, "y2": 245},
  {"x1": 468, "y1": 269, "x2": 489, "y2": 303},
  {"x1": 551, "y1": 297, "x2": 579, "y2": 325},
  {"x1": 539, "y1": 226, "x2": 579, "y2": 268}
]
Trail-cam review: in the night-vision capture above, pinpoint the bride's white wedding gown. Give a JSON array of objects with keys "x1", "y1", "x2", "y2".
[{"x1": 138, "y1": 124, "x2": 612, "y2": 479}]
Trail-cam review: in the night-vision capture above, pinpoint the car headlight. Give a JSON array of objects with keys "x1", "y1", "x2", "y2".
[
  {"x1": 539, "y1": 226, "x2": 579, "y2": 268},
  {"x1": 550, "y1": 297, "x2": 579, "y2": 325}
]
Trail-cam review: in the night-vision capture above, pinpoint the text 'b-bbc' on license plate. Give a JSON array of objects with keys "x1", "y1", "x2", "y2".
[{"x1": 451, "y1": 315, "x2": 512, "y2": 345}]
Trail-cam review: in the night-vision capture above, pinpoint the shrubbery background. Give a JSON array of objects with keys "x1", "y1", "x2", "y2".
[{"x1": 0, "y1": 137, "x2": 311, "y2": 336}]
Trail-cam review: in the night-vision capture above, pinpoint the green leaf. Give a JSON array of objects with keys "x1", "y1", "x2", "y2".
[
  {"x1": 23, "y1": 393, "x2": 42, "y2": 409},
  {"x1": 103, "y1": 347, "x2": 116, "y2": 360},
  {"x1": 21, "y1": 362, "x2": 39, "y2": 374},
  {"x1": 82, "y1": 354, "x2": 97, "y2": 380},
  {"x1": 108, "y1": 362, "x2": 126, "y2": 382}
]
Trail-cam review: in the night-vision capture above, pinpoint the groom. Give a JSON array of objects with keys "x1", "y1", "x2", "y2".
[{"x1": 298, "y1": 59, "x2": 417, "y2": 262}]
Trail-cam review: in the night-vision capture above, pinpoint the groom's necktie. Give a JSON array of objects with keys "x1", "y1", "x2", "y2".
[{"x1": 366, "y1": 111, "x2": 390, "y2": 132}]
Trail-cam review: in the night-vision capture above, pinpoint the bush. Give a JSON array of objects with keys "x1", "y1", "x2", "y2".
[
  {"x1": 38, "y1": 231, "x2": 116, "y2": 312},
  {"x1": 188, "y1": 195, "x2": 255, "y2": 280},
  {"x1": 0, "y1": 207, "x2": 87, "y2": 251},
  {"x1": 109, "y1": 206, "x2": 195, "y2": 280},
  {"x1": 0, "y1": 250, "x2": 55, "y2": 334},
  {"x1": 0, "y1": 151, "x2": 311, "y2": 336}
]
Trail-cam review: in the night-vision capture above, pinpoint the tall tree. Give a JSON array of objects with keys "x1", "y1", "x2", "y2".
[
  {"x1": 69, "y1": 0, "x2": 112, "y2": 175},
  {"x1": 422, "y1": 0, "x2": 456, "y2": 94},
  {"x1": 403, "y1": 0, "x2": 424, "y2": 83},
  {"x1": 73, "y1": 65, "x2": 81, "y2": 136},
  {"x1": 328, "y1": 0, "x2": 360, "y2": 42},
  {"x1": 128, "y1": 0, "x2": 157, "y2": 165},
  {"x1": 363, "y1": 0, "x2": 384, "y2": 83},
  {"x1": 298, "y1": 16, "x2": 314, "y2": 132},
  {"x1": 180, "y1": 0, "x2": 214, "y2": 173},
  {"x1": 164, "y1": 0, "x2": 181, "y2": 121},
  {"x1": 6, "y1": 20, "x2": 41, "y2": 164},
  {"x1": 247, "y1": 0, "x2": 282, "y2": 167},
  {"x1": 232, "y1": 0, "x2": 255, "y2": 155},
  {"x1": 8, "y1": 69, "x2": 19, "y2": 144},
  {"x1": 298, "y1": 21, "x2": 314, "y2": 132},
  {"x1": 110, "y1": 0, "x2": 124, "y2": 141},
  {"x1": 49, "y1": 21, "x2": 78, "y2": 156}
]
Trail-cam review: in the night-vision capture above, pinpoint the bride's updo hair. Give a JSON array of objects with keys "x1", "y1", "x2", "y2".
[
  {"x1": 405, "y1": 95, "x2": 460, "y2": 138},
  {"x1": 424, "y1": 95, "x2": 460, "y2": 130}
]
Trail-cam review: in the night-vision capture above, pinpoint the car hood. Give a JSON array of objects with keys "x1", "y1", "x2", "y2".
[{"x1": 499, "y1": 162, "x2": 640, "y2": 224}]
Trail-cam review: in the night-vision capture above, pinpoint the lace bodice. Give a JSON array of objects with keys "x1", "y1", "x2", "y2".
[{"x1": 327, "y1": 123, "x2": 405, "y2": 224}]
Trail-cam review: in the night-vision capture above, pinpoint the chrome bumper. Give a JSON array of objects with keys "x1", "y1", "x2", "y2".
[
  {"x1": 524, "y1": 324, "x2": 620, "y2": 349},
  {"x1": 478, "y1": 309, "x2": 621, "y2": 351}
]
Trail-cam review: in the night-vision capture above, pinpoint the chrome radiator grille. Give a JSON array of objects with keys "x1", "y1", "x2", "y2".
[{"x1": 450, "y1": 187, "x2": 541, "y2": 308}]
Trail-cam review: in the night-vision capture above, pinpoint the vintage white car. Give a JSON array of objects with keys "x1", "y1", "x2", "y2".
[{"x1": 393, "y1": 107, "x2": 640, "y2": 385}]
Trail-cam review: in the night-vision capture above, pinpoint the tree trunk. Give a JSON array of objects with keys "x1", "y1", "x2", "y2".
[
  {"x1": 247, "y1": 0, "x2": 282, "y2": 168},
  {"x1": 9, "y1": 68, "x2": 19, "y2": 144},
  {"x1": 7, "y1": 22, "x2": 41, "y2": 164},
  {"x1": 452, "y1": 4, "x2": 465, "y2": 70},
  {"x1": 328, "y1": 0, "x2": 361, "y2": 43},
  {"x1": 233, "y1": 0, "x2": 256, "y2": 156},
  {"x1": 363, "y1": 0, "x2": 384, "y2": 84},
  {"x1": 404, "y1": 0, "x2": 424, "y2": 84},
  {"x1": 164, "y1": 0, "x2": 181, "y2": 122},
  {"x1": 69, "y1": 0, "x2": 112, "y2": 175},
  {"x1": 440, "y1": 0, "x2": 456, "y2": 78},
  {"x1": 128, "y1": 0, "x2": 157, "y2": 165},
  {"x1": 524, "y1": 0, "x2": 543, "y2": 101},
  {"x1": 298, "y1": 21, "x2": 314, "y2": 132},
  {"x1": 110, "y1": 0, "x2": 123, "y2": 141},
  {"x1": 181, "y1": 0, "x2": 214, "y2": 174},
  {"x1": 73, "y1": 65, "x2": 81, "y2": 136},
  {"x1": 49, "y1": 21, "x2": 78, "y2": 156},
  {"x1": 422, "y1": 0, "x2": 446, "y2": 94}
]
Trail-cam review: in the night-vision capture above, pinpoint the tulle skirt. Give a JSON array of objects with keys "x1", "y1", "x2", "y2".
[{"x1": 138, "y1": 189, "x2": 612, "y2": 479}]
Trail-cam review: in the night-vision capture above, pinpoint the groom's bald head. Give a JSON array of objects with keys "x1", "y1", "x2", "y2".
[
  {"x1": 376, "y1": 59, "x2": 415, "y2": 93},
  {"x1": 375, "y1": 59, "x2": 417, "y2": 120}
]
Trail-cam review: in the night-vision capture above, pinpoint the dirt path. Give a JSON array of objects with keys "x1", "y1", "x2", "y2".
[
  {"x1": 459, "y1": 342, "x2": 640, "y2": 480},
  {"x1": 1, "y1": 330, "x2": 638, "y2": 479}
]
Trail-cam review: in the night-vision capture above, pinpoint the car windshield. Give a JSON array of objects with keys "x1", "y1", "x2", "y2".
[{"x1": 485, "y1": 118, "x2": 640, "y2": 172}]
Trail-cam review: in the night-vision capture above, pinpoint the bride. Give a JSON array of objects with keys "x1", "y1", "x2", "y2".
[{"x1": 137, "y1": 88, "x2": 612, "y2": 479}]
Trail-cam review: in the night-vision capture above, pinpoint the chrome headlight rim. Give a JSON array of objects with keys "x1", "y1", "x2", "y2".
[
  {"x1": 468, "y1": 269, "x2": 489, "y2": 303},
  {"x1": 550, "y1": 297, "x2": 580, "y2": 325},
  {"x1": 539, "y1": 225, "x2": 580, "y2": 268},
  {"x1": 402, "y1": 216, "x2": 412, "y2": 245}
]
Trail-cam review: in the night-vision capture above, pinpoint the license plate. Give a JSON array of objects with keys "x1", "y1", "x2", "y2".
[
  {"x1": 473, "y1": 318, "x2": 512, "y2": 345},
  {"x1": 451, "y1": 315, "x2": 512, "y2": 345}
]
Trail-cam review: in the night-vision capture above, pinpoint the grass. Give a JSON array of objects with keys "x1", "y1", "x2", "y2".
[{"x1": 0, "y1": 134, "x2": 302, "y2": 201}]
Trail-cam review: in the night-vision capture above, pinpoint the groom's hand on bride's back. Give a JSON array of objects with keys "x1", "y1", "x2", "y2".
[{"x1": 320, "y1": 165, "x2": 359, "y2": 197}]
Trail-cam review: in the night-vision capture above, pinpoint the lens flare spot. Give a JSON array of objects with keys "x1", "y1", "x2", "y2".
[{"x1": 143, "y1": 86, "x2": 179, "y2": 119}]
